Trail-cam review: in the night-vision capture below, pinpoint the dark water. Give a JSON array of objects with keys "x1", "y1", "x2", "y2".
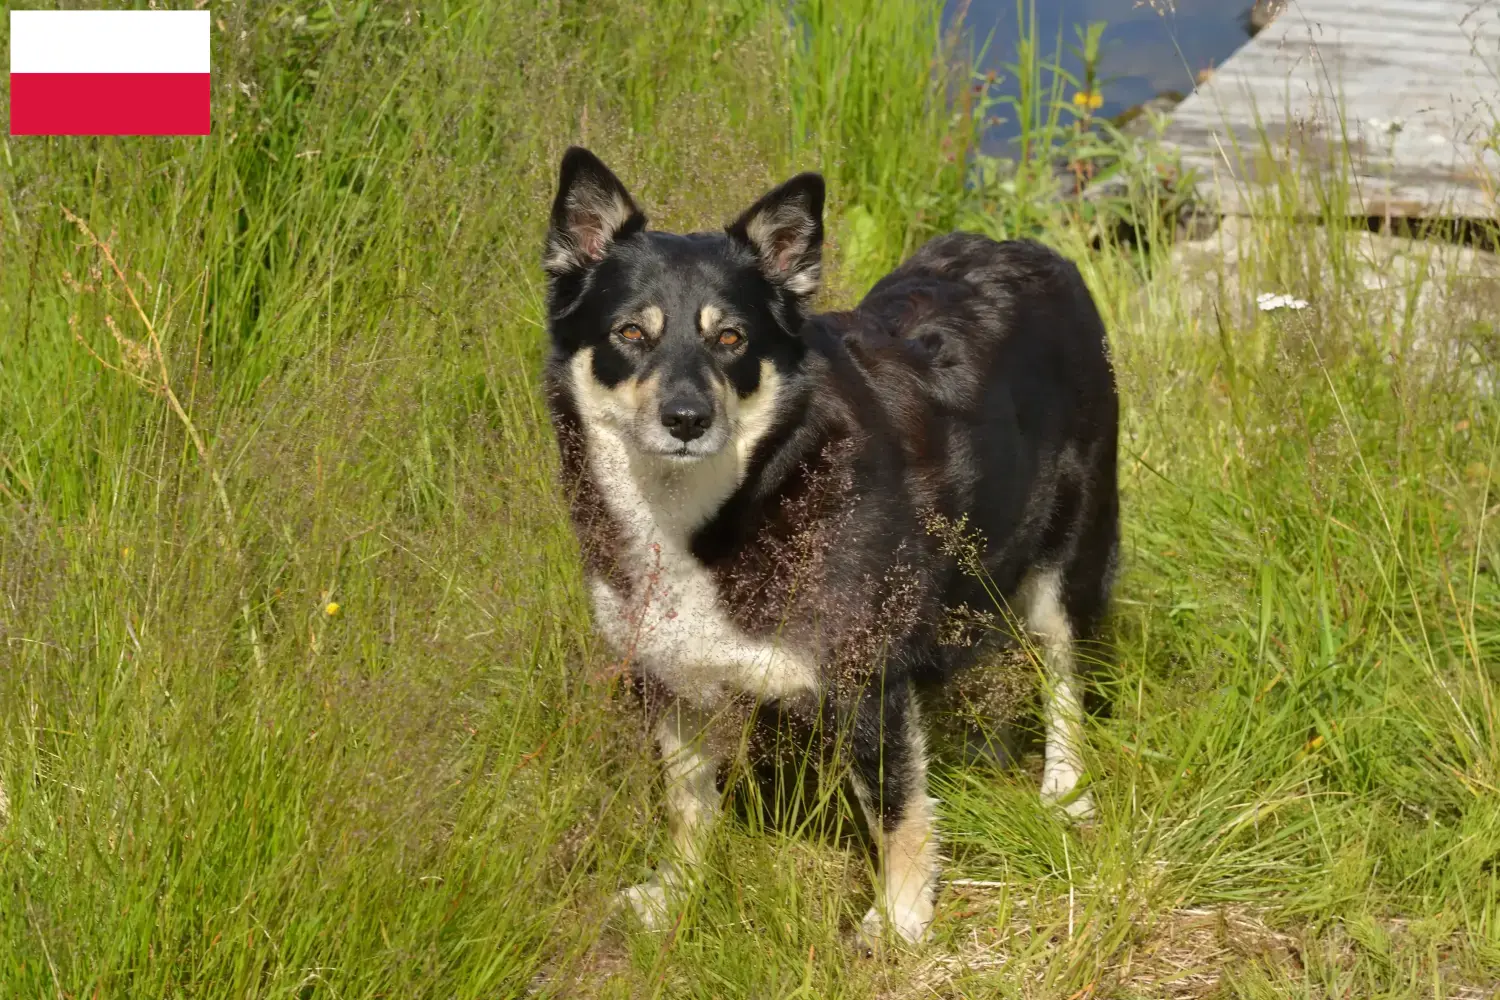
[{"x1": 950, "y1": 0, "x2": 1253, "y2": 148}]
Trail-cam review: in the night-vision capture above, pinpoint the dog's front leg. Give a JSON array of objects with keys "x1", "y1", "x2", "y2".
[
  {"x1": 848, "y1": 682, "x2": 939, "y2": 950},
  {"x1": 618, "y1": 698, "x2": 723, "y2": 931}
]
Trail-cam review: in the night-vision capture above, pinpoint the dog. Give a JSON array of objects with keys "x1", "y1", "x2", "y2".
[{"x1": 540, "y1": 146, "x2": 1119, "y2": 948}]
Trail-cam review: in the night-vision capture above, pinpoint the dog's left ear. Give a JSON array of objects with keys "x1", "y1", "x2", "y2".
[
  {"x1": 545, "y1": 147, "x2": 647, "y2": 278},
  {"x1": 727, "y1": 173, "x2": 825, "y2": 299}
]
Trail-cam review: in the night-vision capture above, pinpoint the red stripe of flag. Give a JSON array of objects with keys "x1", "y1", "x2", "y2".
[{"x1": 9, "y1": 73, "x2": 210, "y2": 136}]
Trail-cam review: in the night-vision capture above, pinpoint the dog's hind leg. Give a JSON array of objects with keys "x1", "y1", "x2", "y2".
[
  {"x1": 618, "y1": 699, "x2": 723, "y2": 931},
  {"x1": 848, "y1": 682, "x2": 939, "y2": 949},
  {"x1": 1019, "y1": 566, "x2": 1096, "y2": 821}
]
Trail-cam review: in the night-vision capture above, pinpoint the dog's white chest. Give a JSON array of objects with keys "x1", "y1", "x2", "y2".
[{"x1": 581, "y1": 426, "x2": 816, "y2": 707}]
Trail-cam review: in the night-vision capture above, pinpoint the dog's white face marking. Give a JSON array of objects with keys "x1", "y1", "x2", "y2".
[
  {"x1": 584, "y1": 309, "x2": 756, "y2": 461},
  {"x1": 723, "y1": 364, "x2": 781, "y2": 480},
  {"x1": 1018, "y1": 567, "x2": 1095, "y2": 821},
  {"x1": 696, "y1": 304, "x2": 722, "y2": 334},
  {"x1": 569, "y1": 349, "x2": 816, "y2": 707},
  {"x1": 639, "y1": 304, "x2": 665, "y2": 339}
]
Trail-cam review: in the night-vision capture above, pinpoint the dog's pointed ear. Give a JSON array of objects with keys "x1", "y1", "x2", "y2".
[
  {"x1": 727, "y1": 173, "x2": 825, "y2": 299},
  {"x1": 544, "y1": 147, "x2": 647, "y2": 278}
]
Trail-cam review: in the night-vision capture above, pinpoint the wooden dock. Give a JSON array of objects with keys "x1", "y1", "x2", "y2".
[{"x1": 1159, "y1": 0, "x2": 1500, "y2": 219}]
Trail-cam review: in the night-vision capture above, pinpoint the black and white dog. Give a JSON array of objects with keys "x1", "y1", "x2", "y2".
[{"x1": 541, "y1": 147, "x2": 1119, "y2": 947}]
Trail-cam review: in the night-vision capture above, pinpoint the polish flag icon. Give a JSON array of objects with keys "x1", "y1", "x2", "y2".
[{"x1": 9, "y1": 10, "x2": 211, "y2": 136}]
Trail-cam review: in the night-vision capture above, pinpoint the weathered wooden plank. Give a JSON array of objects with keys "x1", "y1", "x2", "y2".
[{"x1": 1159, "y1": 0, "x2": 1500, "y2": 218}]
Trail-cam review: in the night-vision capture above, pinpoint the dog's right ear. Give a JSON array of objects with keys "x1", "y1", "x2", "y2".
[{"x1": 544, "y1": 147, "x2": 647, "y2": 278}]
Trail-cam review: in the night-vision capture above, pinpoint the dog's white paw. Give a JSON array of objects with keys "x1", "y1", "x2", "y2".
[
  {"x1": 616, "y1": 878, "x2": 676, "y2": 932},
  {"x1": 854, "y1": 898, "x2": 933, "y2": 955},
  {"x1": 615, "y1": 863, "x2": 690, "y2": 932},
  {"x1": 1059, "y1": 790, "x2": 1097, "y2": 822},
  {"x1": 1042, "y1": 783, "x2": 1096, "y2": 822},
  {"x1": 1041, "y1": 763, "x2": 1095, "y2": 822}
]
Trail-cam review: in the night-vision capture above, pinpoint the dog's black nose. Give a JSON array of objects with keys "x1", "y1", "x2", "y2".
[{"x1": 660, "y1": 400, "x2": 713, "y2": 442}]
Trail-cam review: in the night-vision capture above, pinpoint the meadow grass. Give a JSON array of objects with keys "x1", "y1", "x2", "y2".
[{"x1": 2, "y1": 1, "x2": 1499, "y2": 997}]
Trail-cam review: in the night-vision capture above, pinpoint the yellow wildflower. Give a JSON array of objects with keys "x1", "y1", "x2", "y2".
[
  {"x1": 1072, "y1": 90, "x2": 1104, "y2": 110},
  {"x1": 325, "y1": 602, "x2": 340, "y2": 617}
]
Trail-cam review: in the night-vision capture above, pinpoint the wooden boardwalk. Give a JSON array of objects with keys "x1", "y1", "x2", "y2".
[{"x1": 1159, "y1": 0, "x2": 1500, "y2": 218}]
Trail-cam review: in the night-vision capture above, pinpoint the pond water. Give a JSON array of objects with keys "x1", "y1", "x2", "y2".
[{"x1": 950, "y1": 0, "x2": 1255, "y2": 147}]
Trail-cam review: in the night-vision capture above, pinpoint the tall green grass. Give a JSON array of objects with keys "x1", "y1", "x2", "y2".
[{"x1": 2, "y1": 1, "x2": 1498, "y2": 997}]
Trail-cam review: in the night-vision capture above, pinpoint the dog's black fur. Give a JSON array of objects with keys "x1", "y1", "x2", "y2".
[{"x1": 540, "y1": 147, "x2": 1119, "y2": 946}]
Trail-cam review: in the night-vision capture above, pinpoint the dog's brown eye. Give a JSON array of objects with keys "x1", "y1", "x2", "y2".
[
  {"x1": 718, "y1": 329, "x2": 743, "y2": 347},
  {"x1": 618, "y1": 324, "x2": 645, "y2": 343}
]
